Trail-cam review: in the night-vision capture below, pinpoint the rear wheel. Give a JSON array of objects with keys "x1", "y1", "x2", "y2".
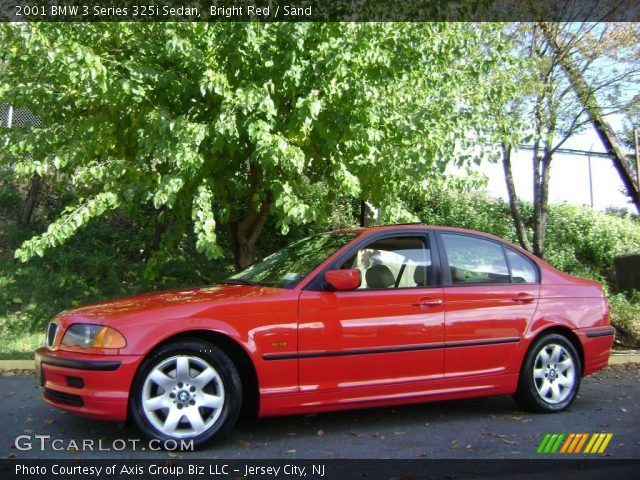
[
  {"x1": 130, "y1": 339, "x2": 242, "y2": 447},
  {"x1": 514, "y1": 334, "x2": 581, "y2": 412}
]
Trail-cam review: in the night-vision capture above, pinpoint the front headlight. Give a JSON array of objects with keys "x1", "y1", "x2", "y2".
[{"x1": 61, "y1": 324, "x2": 127, "y2": 350}]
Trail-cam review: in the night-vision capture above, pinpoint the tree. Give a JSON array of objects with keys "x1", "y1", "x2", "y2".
[
  {"x1": 621, "y1": 110, "x2": 640, "y2": 191},
  {"x1": 498, "y1": 22, "x2": 640, "y2": 258},
  {"x1": 538, "y1": 22, "x2": 640, "y2": 214},
  {"x1": 1, "y1": 23, "x2": 517, "y2": 270}
]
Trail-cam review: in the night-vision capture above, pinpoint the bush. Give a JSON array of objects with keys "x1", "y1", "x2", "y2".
[
  {"x1": 0, "y1": 214, "x2": 234, "y2": 358},
  {"x1": 545, "y1": 204, "x2": 640, "y2": 282},
  {"x1": 415, "y1": 191, "x2": 640, "y2": 345},
  {"x1": 417, "y1": 190, "x2": 640, "y2": 281},
  {"x1": 608, "y1": 291, "x2": 640, "y2": 347},
  {"x1": 418, "y1": 190, "x2": 520, "y2": 242},
  {"x1": 0, "y1": 186, "x2": 359, "y2": 358}
]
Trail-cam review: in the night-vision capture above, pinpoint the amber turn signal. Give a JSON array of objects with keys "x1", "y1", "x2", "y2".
[{"x1": 92, "y1": 326, "x2": 127, "y2": 349}]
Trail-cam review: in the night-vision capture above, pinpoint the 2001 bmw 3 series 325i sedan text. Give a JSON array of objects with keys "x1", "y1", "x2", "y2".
[{"x1": 35, "y1": 225, "x2": 615, "y2": 446}]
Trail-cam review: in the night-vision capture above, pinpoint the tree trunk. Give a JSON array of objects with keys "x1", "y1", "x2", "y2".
[
  {"x1": 501, "y1": 143, "x2": 532, "y2": 252},
  {"x1": 539, "y1": 21, "x2": 640, "y2": 214},
  {"x1": 228, "y1": 194, "x2": 272, "y2": 271},
  {"x1": 228, "y1": 163, "x2": 273, "y2": 271},
  {"x1": 532, "y1": 150, "x2": 553, "y2": 259},
  {"x1": 18, "y1": 173, "x2": 42, "y2": 226},
  {"x1": 359, "y1": 200, "x2": 371, "y2": 227},
  {"x1": 532, "y1": 156, "x2": 544, "y2": 258},
  {"x1": 150, "y1": 207, "x2": 167, "y2": 254},
  {"x1": 531, "y1": 99, "x2": 545, "y2": 258},
  {"x1": 228, "y1": 221, "x2": 255, "y2": 271},
  {"x1": 535, "y1": 146, "x2": 552, "y2": 258}
]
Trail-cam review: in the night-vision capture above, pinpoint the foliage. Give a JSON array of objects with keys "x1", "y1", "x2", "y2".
[
  {"x1": 0, "y1": 167, "x2": 22, "y2": 216},
  {"x1": 417, "y1": 189, "x2": 640, "y2": 279},
  {"x1": 543, "y1": 204, "x2": 640, "y2": 283},
  {"x1": 418, "y1": 187, "x2": 521, "y2": 241},
  {"x1": 0, "y1": 214, "x2": 232, "y2": 358},
  {"x1": 494, "y1": 23, "x2": 640, "y2": 257},
  {"x1": 416, "y1": 190, "x2": 640, "y2": 345},
  {"x1": 0, "y1": 22, "x2": 519, "y2": 269},
  {"x1": 0, "y1": 180, "x2": 358, "y2": 358},
  {"x1": 608, "y1": 291, "x2": 640, "y2": 345}
]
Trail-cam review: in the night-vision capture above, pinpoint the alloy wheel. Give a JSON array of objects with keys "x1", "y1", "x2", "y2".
[
  {"x1": 532, "y1": 343, "x2": 576, "y2": 405},
  {"x1": 141, "y1": 355, "x2": 225, "y2": 438}
]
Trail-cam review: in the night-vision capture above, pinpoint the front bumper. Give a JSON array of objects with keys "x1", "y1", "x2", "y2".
[{"x1": 35, "y1": 347, "x2": 142, "y2": 421}]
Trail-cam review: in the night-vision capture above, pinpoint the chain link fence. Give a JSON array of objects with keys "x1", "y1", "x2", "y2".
[
  {"x1": 0, "y1": 103, "x2": 10, "y2": 127},
  {"x1": 1, "y1": 104, "x2": 42, "y2": 128},
  {"x1": 1, "y1": 103, "x2": 42, "y2": 218}
]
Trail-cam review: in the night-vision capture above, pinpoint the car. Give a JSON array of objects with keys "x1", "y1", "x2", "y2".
[{"x1": 35, "y1": 224, "x2": 615, "y2": 446}]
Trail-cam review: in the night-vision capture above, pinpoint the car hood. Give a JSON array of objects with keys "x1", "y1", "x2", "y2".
[{"x1": 56, "y1": 284, "x2": 294, "y2": 325}]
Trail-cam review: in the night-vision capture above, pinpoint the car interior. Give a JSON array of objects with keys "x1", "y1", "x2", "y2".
[{"x1": 341, "y1": 236, "x2": 434, "y2": 289}]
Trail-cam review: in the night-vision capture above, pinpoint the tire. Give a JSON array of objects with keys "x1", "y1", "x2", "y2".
[
  {"x1": 130, "y1": 339, "x2": 242, "y2": 447},
  {"x1": 513, "y1": 333, "x2": 581, "y2": 413}
]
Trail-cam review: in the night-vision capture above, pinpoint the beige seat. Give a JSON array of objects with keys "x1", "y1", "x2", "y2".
[
  {"x1": 413, "y1": 265, "x2": 434, "y2": 286},
  {"x1": 365, "y1": 264, "x2": 395, "y2": 289}
]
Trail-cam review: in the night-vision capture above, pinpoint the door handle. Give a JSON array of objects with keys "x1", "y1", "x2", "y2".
[
  {"x1": 412, "y1": 298, "x2": 443, "y2": 307},
  {"x1": 512, "y1": 293, "x2": 535, "y2": 304}
]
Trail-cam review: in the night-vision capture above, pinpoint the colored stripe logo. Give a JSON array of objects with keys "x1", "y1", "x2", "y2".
[{"x1": 537, "y1": 433, "x2": 613, "y2": 454}]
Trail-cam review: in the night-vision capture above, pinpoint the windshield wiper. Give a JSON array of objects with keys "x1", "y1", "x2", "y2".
[{"x1": 220, "y1": 278, "x2": 263, "y2": 286}]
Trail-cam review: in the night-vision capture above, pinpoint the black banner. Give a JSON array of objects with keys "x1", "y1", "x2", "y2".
[
  {"x1": 2, "y1": 459, "x2": 640, "y2": 480},
  {"x1": 1, "y1": 0, "x2": 640, "y2": 22}
]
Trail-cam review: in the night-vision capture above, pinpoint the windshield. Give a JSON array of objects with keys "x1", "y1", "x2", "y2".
[{"x1": 224, "y1": 232, "x2": 358, "y2": 289}]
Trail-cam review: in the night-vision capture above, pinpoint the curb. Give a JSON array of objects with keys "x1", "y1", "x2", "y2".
[
  {"x1": 608, "y1": 352, "x2": 640, "y2": 365},
  {"x1": 1, "y1": 354, "x2": 639, "y2": 372},
  {"x1": 0, "y1": 360, "x2": 36, "y2": 370}
]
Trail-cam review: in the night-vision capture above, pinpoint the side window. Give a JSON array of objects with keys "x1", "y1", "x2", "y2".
[
  {"x1": 441, "y1": 233, "x2": 510, "y2": 285},
  {"x1": 342, "y1": 236, "x2": 432, "y2": 289},
  {"x1": 505, "y1": 249, "x2": 538, "y2": 283}
]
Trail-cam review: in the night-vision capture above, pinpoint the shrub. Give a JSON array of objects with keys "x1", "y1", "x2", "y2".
[
  {"x1": 608, "y1": 291, "x2": 640, "y2": 347},
  {"x1": 416, "y1": 191, "x2": 640, "y2": 344}
]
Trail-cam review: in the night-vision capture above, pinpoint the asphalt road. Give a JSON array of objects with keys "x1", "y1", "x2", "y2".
[{"x1": 1, "y1": 364, "x2": 639, "y2": 460}]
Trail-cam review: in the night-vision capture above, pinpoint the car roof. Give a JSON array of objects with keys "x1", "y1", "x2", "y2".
[
  {"x1": 326, "y1": 224, "x2": 544, "y2": 268},
  {"x1": 330, "y1": 224, "x2": 502, "y2": 239},
  {"x1": 329, "y1": 223, "x2": 537, "y2": 256}
]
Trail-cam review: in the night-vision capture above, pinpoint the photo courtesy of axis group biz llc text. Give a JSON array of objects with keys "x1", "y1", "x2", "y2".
[{"x1": 1, "y1": 1, "x2": 639, "y2": 479}]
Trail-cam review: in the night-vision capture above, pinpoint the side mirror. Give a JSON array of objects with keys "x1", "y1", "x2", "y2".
[{"x1": 325, "y1": 269, "x2": 361, "y2": 291}]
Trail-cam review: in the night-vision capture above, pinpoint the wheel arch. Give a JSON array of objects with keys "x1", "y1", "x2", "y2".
[
  {"x1": 527, "y1": 326, "x2": 585, "y2": 376},
  {"x1": 513, "y1": 325, "x2": 584, "y2": 412},
  {"x1": 129, "y1": 329, "x2": 259, "y2": 418}
]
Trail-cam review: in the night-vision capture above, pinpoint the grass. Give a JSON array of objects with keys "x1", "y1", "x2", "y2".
[{"x1": 0, "y1": 333, "x2": 43, "y2": 360}]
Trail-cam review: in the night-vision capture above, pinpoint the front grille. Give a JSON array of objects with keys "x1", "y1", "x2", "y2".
[
  {"x1": 44, "y1": 388, "x2": 84, "y2": 407},
  {"x1": 46, "y1": 322, "x2": 58, "y2": 347}
]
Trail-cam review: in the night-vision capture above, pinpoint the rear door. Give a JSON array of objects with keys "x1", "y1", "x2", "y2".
[{"x1": 437, "y1": 232, "x2": 540, "y2": 377}]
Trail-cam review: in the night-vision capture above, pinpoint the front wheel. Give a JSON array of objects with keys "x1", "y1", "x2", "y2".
[
  {"x1": 130, "y1": 339, "x2": 242, "y2": 447},
  {"x1": 514, "y1": 334, "x2": 581, "y2": 413}
]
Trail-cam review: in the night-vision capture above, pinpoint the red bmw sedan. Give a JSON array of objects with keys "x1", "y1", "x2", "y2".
[{"x1": 35, "y1": 225, "x2": 614, "y2": 446}]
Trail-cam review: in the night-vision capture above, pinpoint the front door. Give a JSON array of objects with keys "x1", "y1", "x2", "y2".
[{"x1": 298, "y1": 234, "x2": 445, "y2": 393}]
